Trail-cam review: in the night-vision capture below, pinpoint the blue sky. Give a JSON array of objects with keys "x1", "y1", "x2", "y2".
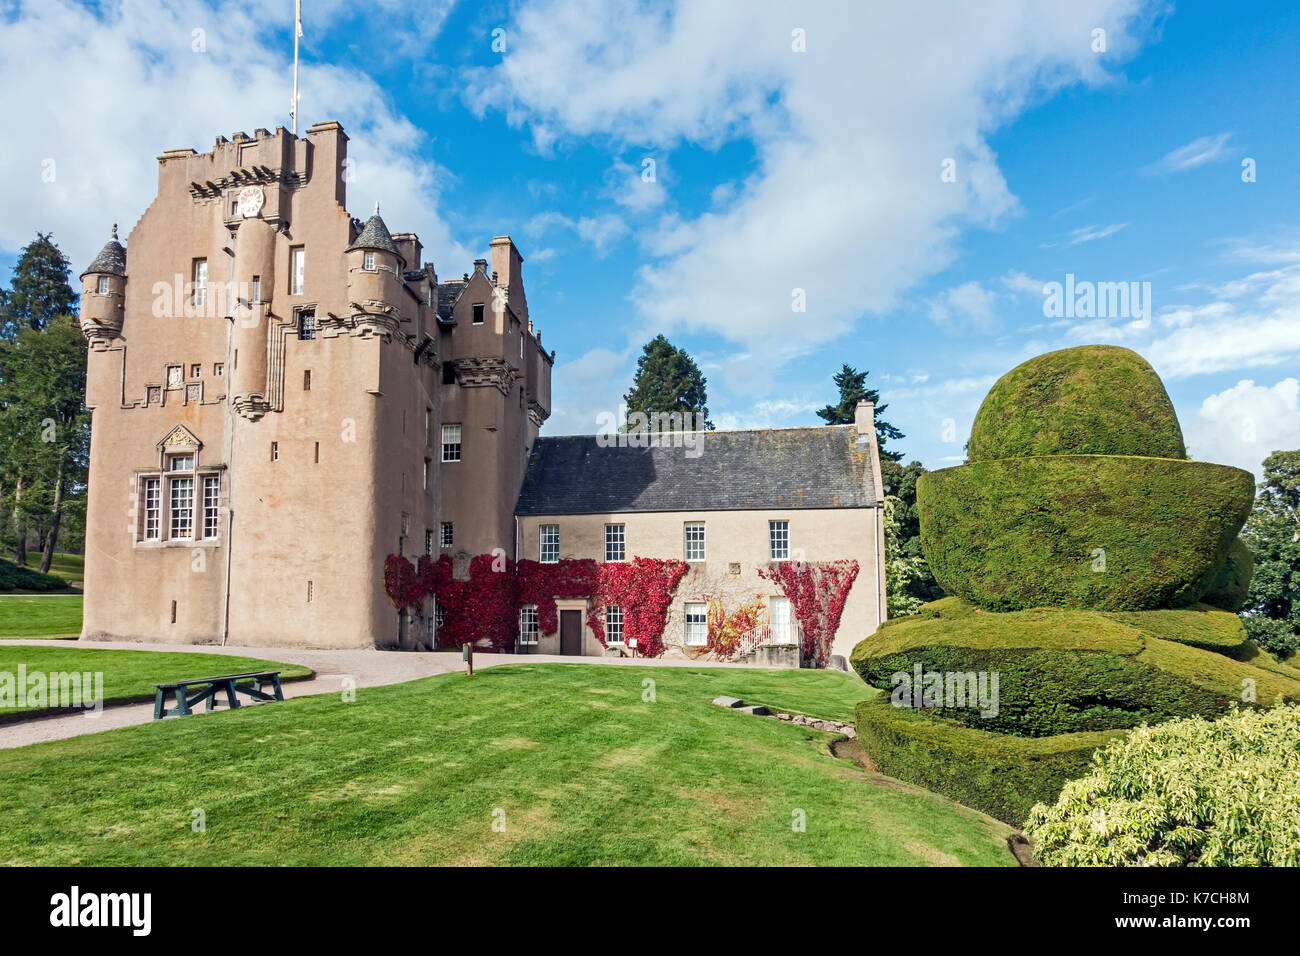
[{"x1": 2, "y1": 0, "x2": 1298, "y2": 476}]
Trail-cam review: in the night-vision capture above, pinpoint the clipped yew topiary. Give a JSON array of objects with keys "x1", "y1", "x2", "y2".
[
  {"x1": 966, "y1": 345, "x2": 1186, "y2": 462},
  {"x1": 852, "y1": 345, "x2": 1279, "y2": 831},
  {"x1": 1199, "y1": 537, "x2": 1254, "y2": 613},
  {"x1": 917, "y1": 456, "x2": 1253, "y2": 611}
]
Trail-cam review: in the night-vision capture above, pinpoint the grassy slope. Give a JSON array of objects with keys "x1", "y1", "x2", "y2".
[
  {"x1": 0, "y1": 645, "x2": 312, "y2": 715},
  {"x1": 0, "y1": 663, "x2": 1013, "y2": 866},
  {"x1": 0, "y1": 594, "x2": 83, "y2": 638},
  {"x1": 22, "y1": 552, "x2": 84, "y2": 586}
]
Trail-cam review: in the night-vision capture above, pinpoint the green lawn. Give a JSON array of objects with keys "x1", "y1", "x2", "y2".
[
  {"x1": 0, "y1": 662, "x2": 1015, "y2": 866},
  {"x1": 21, "y1": 552, "x2": 84, "y2": 587},
  {"x1": 0, "y1": 645, "x2": 312, "y2": 716},
  {"x1": 0, "y1": 594, "x2": 83, "y2": 638}
]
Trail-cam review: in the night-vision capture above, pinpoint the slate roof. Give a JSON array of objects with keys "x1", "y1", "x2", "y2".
[
  {"x1": 436, "y1": 278, "x2": 466, "y2": 321},
  {"x1": 346, "y1": 210, "x2": 402, "y2": 262},
  {"x1": 515, "y1": 425, "x2": 876, "y2": 515},
  {"x1": 82, "y1": 225, "x2": 126, "y2": 278}
]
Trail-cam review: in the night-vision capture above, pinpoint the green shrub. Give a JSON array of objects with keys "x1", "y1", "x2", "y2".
[
  {"x1": 1200, "y1": 537, "x2": 1253, "y2": 612},
  {"x1": 1025, "y1": 704, "x2": 1300, "y2": 866},
  {"x1": 850, "y1": 603, "x2": 1300, "y2": 737},
  {"x1": 1100, "y1": 603, "x2": 1249, "y2": 656},
  {"x1": 1243, "y1": 615, "x2": 1300, "y2": 661},
  {"x1": 967, "y1": 345, "x2": 1186, "y2": 461},
  {"x1": 917, "y1": 455, "x2": 1254, "y2": 610},
  {"x1": 855, "y1": 696, "x2": 1124, "y2": 825},
  {"x1": 0, "y1": 558, "x2": 70, "y2": 593}
]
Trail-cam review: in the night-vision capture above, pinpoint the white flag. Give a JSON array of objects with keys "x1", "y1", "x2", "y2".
[{"x1": 296, "y1": 0, "x2": 303, "y2": 38}]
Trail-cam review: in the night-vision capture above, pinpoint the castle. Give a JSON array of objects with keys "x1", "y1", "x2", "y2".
[{"x1": 78, "y1": 121, "x2": 885, "y2": 664}]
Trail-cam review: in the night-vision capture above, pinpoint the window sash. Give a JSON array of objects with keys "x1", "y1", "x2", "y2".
[
  {"x1": 202, "y1": 476, "x2": 220, "y2": 539},
  {"x1": 440, "y1": 522, "x2": 454, "y2": 548},
  {"x1": 769, "y1": 520, "x2": 790, "y2": 560},
  {"x1": 519, "y1": 605, "x2": 539, "y2": 645},
  {"x1": 539, "y1": 525, "x2": 559, "y2": 563},
  {"x1": 169, "y1": 477, "x2": 194, "y2": 539},
  {"x1": 604, "y1": 524, "x2": 625, "y2": 562},
  {"x1": 684, "y1": 603, "x2": 707, "y2": 646},
  {"x1": 142, "y1": 477, "x2": 161, "y2": 540},
  {"x1": 604, "y1": 605, "x2": 623, "y2": 644},
  {"x1": 291, "y1": 248, "x2": 305, "y2": 294},
  {"x1": 441, "y1": 424, "x2": 462, "y2": 462},
  {"x1": 193, "y1": 259, "x2": 207, "y2": 307},
  {"x1": 684, "y1": 522, "x2": 705, "y2": 561}
]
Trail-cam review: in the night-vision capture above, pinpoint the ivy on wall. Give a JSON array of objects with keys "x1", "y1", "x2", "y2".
[
  {"x1": 758, "y1": 560, "x2": 860, "y2": 667},
  {"x1": 383, "y1": 553, "x2": 687, "y2": 657}
]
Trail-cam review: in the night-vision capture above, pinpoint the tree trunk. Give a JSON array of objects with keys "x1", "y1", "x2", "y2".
[
  {"x1": 12, "y1": 474, "x2": 24, "y2": 566},
  {"x1": 39, "y1": 466, "x2": 64, "y2": 575}
]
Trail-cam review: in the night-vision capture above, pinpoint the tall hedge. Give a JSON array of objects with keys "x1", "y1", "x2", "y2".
[
  {"x1": 917, "y1": 456, "x2": 1254, "y2": 610},
  {"x1": 967, "y1": 345, "x2": 1187, "y2": 462}
]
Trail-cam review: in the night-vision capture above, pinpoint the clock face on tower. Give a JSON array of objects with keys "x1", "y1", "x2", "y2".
[{"x1": 236, "y1": 185, "x2": 265, "y2": 218}]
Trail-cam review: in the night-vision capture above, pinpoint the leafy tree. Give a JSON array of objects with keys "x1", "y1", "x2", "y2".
[
  {"x1": 1240, "y1": 450, "x2": 1300, "y2": 659},
  {"x1": 622, "y1": 334, "x2": 712, "y2": 431},
  {"x1": 0, "y1": 233, "x2": 87, "y2": 570},
  {"x1": 880, "y1": 458, "x2": 944, "y2": 612},
  {"x1": 815, "y1": 364, "x2": 904, "y2": 461},
  {"x1": 0, "y1": 233, "x2": 77, "y2": 338}
]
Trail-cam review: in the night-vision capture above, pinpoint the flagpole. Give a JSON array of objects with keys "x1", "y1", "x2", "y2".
[{"x1": 291, "y1": 0, "x2": 301, "y2": 134}]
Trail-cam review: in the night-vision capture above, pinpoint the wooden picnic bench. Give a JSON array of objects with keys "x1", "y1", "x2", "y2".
[{"x1": 153, "y1": 671, "x2": 284, "y2": 720}]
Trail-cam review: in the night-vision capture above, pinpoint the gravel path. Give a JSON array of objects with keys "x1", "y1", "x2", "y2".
[{"x1": 0, "y1": 639, "x2": 774, "y2": 750}]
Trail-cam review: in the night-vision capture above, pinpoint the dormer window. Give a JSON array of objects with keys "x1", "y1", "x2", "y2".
[
  {"x1": 96, "y1": 276, "x2": 109, "y2": 294},
  {"x1": 363, "y1": 251, "x2": 375, "y2": 271},
  {"x1": 168, "y1": 454, "x2": 194, "y2": 472}
]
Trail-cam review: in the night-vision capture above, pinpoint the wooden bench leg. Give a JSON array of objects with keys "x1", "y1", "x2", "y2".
[
  {"x1": 175, "y1": 686, "x2": 192, "y2": 716},
  {"x1": 271, "y1": 674, "x2": 283, "y2": 701},
  {"x1": 225, "y1": 679, "x2": 240, "y2": 709},
  {"x1": 154, "y1": 688, "x2": 165, "y2": 721}
]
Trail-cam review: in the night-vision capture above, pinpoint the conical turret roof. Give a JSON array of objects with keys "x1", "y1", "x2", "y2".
[
  {"x1": 346, "y1": 204, "x2": 403, "y2": 265},
  {"x1": 81, "y1": 224, "x2": 126, "y2": 278}
]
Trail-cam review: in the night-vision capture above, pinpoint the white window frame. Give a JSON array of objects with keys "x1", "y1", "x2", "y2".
[
  {"x1": 169, "y1": 476, "x2": 194, "y2": 540},
  {"x1": 684, "y1": 521, "x2": 705, "y2": 562},
  {"x1": 363, "y1": 250, "x2": 375, "y2": 271},
  {"x1": 604, "y1": 523, "x2": 626, "y2": 563},
  {"x1": 539, "y1": 524, "x2": 559, "y2": 563},
  {"x1": 96, "y1": 276, "x2": 109, "y2": 294},
  {"x1": 604, "y1": 605, "x2": 624, "y2": 644},
  {"x1": 142, "y1": 477, "x2": 161, "y2": 541},
  {"x1": 192, "y1": 258, "x2": 207, "y2": 309},
  {"x1": 425, "y1": 529, "x2": 433, "y2": 557},
  {"x1": 769, "y1": 520, "x2": 790, "y2": 561},
  {"x1": 440, "y1": 522, "x2": 453, "y2": 549},
  {"x1": 684, "y1": 602, "x2": 707, "y2": 646},
  {"x1": 519, "y1": 605, "x2": 539, "y2": 646},
  {"x1": 202, "y1": 475, "x2": 220, "y2": 539},
  {"x1": 769, "y1": 596, "x2": 796, "y2": 645},
  {"x1": 290, "y1": 247, "x2": 305, "y2": 295},
  {"x1": 441, "y1": 424, "x2": 462, "y2": 462}
]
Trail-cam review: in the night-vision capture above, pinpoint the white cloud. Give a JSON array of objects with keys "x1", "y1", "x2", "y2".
[
  {"x1": 1188, "y1": 378, "x2": 1300, "y2": 477},
  {"x1": 0, "y1": 0, "x2": 471, "y2": 274},
  {"x1": 466, "y1": 0, "x2": 1159, "y2": 373},
  {"x1": 1146, "y1": 132, "x2": 1235, "y2": 174},
  {"x1": 1066, "y1": 222, "x2": 1129, "y2": 244},
  {"x1": 926, "y1": 281, "x2": 1000, "y2": 332},
  {"x1": 526, "y1": 210, "x2": 629, "y2": 257},
  {"x1": 604, "y1": 157, "x2": 669, "y2": 213}
]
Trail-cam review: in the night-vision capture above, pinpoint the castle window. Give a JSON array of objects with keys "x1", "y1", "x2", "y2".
[
  {"x1": 442, "y1": 363, "x2": 455, "y2": 385},
  {"x1": 307, "y1": 580, "x2": 314, "y2": 603},
  {"x1": 251, "y1": 276, "x2": 261, "y2": 304},
  {"x1": 440, "y1": 522, "x2": 453, "y2": 548},
  {"x1": 425, "y1": 408, "x2": 431, "y2": 446},
  {"x1": 192, "y1": 259, "x2": 207, "y2": 309},
  {"x1": 142, "y1": 477, "x2": 161, "y2": 541},
  {"x1": 605, "y1": 605, "x2": 624, "y2": 644},
  {"x1": 298, "y1": 309, "x2": 316, "y2": 340},
  {"x1": 271, "y1": 442, "x2": 279, "y2": 462},
  {"x1": 423, "y1": 458, "x2": 431, "y2": 490},
  {"x1": 424, "y1": 530, "x2": 433, "y2": 556},
  {"x1": 435, "y1": 602, "x2": 446, "y2": 629},
  {"x1": 190, "y1": 364, "x2": 201, "y2": 379},
  {"x1": 214, "y1": 363, "x2": 224, "y2": 377},
  {"x1": 202, "y1": 475, "x2": 220, "y2": 539},
  {"x1": 290, "y1": 247, "x2": 305, "y2": 295},
  {"x1": 604, "y1": 523, "x2": 625, "y2": 563},
  {"x1": 685, "y1": 522, "x2": 706, "y2": 562},
  {"x1": 168, "y1": 455, "x2": 194, "y2": 472},
  {"x1": 97, "y1": 276, "x2": 109, "y2": 294},
  {"x1": 363, "y1": 251, "x2": 375, "y2": 271},
  {"x1": 441, "y1": 424, "x2": 461, "y2": 462},
  {"x1": 769, "y1": 520, "x2": 789, "y2": 561},
  {"x1": 519, "y1": 605, "x2": 539, "y2": 646},
  {"x1": 684, "y1": 603, "x2": 707, "y2": 646},
  {"x1": 169, "y1": 477, "x2": 194, "y2": 539},
  {"x1": 472, "y1": 303, "x2": 484, "y2": 325},
  {"x1": 540, "y1": 524, "x2": 559, "y2": 563},
  {"x1": 303, "y1": 369, "x2": 312, "y2": 390}
]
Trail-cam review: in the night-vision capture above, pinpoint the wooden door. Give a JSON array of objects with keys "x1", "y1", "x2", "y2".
[{"x1": 560, "y1": 610, "x2": 582, "y2": 656}]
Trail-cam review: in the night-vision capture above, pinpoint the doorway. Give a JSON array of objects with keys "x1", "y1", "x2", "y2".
[{"x1": 560, "y1": 610, "x2": 582, "y2": 656}]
